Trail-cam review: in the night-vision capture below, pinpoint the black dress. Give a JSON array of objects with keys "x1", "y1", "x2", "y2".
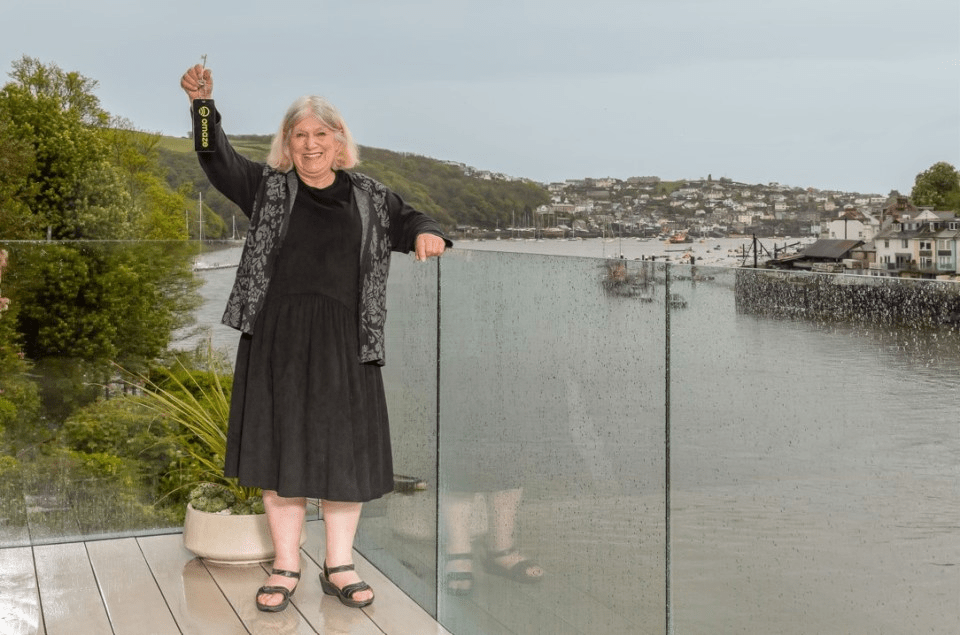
[{"x1": 224, "y1": 170, "x2": 394, "y2": 502}]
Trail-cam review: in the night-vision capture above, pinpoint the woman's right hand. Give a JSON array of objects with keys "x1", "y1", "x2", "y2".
[{"x1": 180, "y1": 64, "x2": 213, "y2": 101}]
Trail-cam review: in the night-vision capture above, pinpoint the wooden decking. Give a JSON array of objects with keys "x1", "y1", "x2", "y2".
[{"x1": 0, "y1": 520, "x2": 451, "y2": 635}]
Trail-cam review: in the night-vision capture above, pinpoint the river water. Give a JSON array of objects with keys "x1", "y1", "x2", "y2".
[
  {"x1": 179, "y1": 236, "x2": 792, "y2": 352},
  {"x1": 184, "y1": 239, "x2": 958, "y2": 634}
]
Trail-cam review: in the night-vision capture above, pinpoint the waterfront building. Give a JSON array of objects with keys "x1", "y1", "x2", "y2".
[
  {"x1": 768, "y1": 238, "x2": 865, "y2": 272},
  {"x1": 873, "y1": 210, "x2": 959, "y2": 278}
]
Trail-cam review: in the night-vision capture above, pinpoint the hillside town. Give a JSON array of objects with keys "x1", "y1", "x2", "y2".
[
  {"x1": 457, "y1": 171, "x2": 959, "y2": 280},
  {"x1": 542, "y1": 176, "x2": 887, "y2": 240}
]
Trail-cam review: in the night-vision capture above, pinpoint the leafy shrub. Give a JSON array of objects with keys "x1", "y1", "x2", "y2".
[
  {"x1": 116, "y1": 345, "x2": 262, "y2": 513},
  {"x1": 0, "y1": 454, "x2": 25, "y2": 528}
]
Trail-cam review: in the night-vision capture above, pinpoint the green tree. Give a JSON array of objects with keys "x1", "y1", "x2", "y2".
[
  {"x1": 102, "y1": 120, "x2": 193, "y2": 239},
  {"x1": 8, "y1": 242, "x2": 200, "y2": 366},
  {"x1": 1, "y1": 242, "x2": 200, "y2": 424},
  {"x1": 0, "y1": 249, "x2": 43, "y2": 452},
  {"x1": 0, "y1": 56, "x2": 131, "y2": 238},
  {"x1": 911, "y1": 162, "x2": 960, "y2": 213},
  {"x1": 0, "y1": 119, "x2": 36, "y2": 238},
  {"x1": 60, "y1": 395, "x2": 182, "y2": 502},
  {"x1": 6, "y1": 56, "x2": 106, "y2": 125}
]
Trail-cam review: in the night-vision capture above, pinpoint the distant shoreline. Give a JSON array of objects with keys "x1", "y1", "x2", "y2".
[{"x1": 192, "y1": 235, "x2": 806, "y2": 268}]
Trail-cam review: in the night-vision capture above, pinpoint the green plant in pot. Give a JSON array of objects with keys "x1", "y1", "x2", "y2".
[
  {"x1": 187, "y1": 481, "x2": 265, "y2": 515},
  {"x1": 119, "y1": 346, "x2": 257, "y2": 507},
  {"x1": 119, "y1": 346, "x2": 303, "y2": 563}
]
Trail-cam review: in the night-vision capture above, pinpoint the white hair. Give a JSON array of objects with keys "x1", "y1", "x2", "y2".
[{"x1": 266, "y1": 95, "x2": 359, "y2": 171}]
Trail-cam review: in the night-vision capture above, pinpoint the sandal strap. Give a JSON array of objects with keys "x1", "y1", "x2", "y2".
[
  {"x1": 325, "y1": 563, "x2": 355, "y2": 575},
  {"x1": 485, "y1": 548, "x2": 542, "y2": 581},
  {"x1": 490, "y1": 552, "x2": 539, "y2": 573},
  {"x1": 340, "y1": 581, "x2": 371, "y2": 599},
  {"x1": 271, "y1": 568, "x2": 301, "y2": 579},
  {"x1": 257, "y1": 585, "x2": 292, "y2": 598},
  {"x1": 506, "y1": 558, "x2": 539, "y2": 574}
]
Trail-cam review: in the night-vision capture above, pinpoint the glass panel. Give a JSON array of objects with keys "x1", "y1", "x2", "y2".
[
  {"x1": 438, "y1": 250, "x2": 667, "y2": 634},
  {"x1": 177, "y1": 240, "x2": 245, "y2": 354},
  {"x1": 6, "y1": 237, "x2": 954, "y2": 635},
  {"x1": 671, "y1": 263, "x2": 960, "y2": 634},
  {"x1": 0, "y1": 239, "x2": 331, "y2": 547},
  {"x1": 0, "y1": 240, "x2": 209, "y2": 546},
  {"x1": 359, "y1": 255, "x2": 440, "y2": 614}
]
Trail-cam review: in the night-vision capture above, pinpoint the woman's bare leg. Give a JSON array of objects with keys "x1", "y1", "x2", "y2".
[
  {"x1": 321, "y1": 500, "x2": 374, "y2": 604},
  {"x1": 487, "y1": 488, "x2": 543, "y2": 579},
  {"x1": 258, "y1": 490, "x2": 305, "y2": 607},
  {"x1": 443, "y1": 492, "x2": 476, "y2": 591}
]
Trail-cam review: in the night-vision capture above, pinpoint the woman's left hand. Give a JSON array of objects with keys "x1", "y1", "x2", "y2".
[{"x1": 415, "y1": 233, "x2": 446, "y2": 261}]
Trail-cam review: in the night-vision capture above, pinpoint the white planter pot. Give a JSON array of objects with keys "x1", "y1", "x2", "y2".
[{"x1": 183, "y1": 503, "x2": 307, "y2": 565}]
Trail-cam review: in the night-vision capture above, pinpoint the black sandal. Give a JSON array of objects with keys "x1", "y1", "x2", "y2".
[
  {"x1": 483, "y1": 547, "x2": 543, "y2": 584},
  {"x1": 255, "y1": 568, "x2": 301, "y2": 612},
  {"x1": 320, "y1": 562, "x2": 374, "y2": 608},
  {"x1": 444, "y1": 553, "x2": 474, "y2": 596}
]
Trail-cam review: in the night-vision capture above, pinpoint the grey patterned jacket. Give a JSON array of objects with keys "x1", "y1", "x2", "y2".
[{"x1": 202, "y1": 114, "x2": 450, "y2": 366}]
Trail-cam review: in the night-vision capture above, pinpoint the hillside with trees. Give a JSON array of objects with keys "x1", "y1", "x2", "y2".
[{"x1": 157, "y1": 135, "x2": 551, "y2": 235}]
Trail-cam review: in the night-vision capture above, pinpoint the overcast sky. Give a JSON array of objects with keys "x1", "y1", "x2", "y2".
[{"x1": 2, "y1": 0, "x2": 957, "y2": 194}]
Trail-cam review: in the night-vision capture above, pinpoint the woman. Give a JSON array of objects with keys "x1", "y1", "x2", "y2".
[{"x1": 180, "y1": 64, "x2": 449, "y2": 612}]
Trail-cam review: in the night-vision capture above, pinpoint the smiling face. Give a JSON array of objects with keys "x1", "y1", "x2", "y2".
[{"x1": 288, "y1": 116, "x2": 342, "y2": 188}]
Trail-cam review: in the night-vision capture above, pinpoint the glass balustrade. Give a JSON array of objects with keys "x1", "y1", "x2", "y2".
[
  {"x1": 360, "y1": 253, "x2": 440, "y2": 614},
  {"x1": 434, "y1": 251, "x2": 667, "y2": 634},
  {"x1": 0, "y1": 240, "x2": 956, "y2": 634}
]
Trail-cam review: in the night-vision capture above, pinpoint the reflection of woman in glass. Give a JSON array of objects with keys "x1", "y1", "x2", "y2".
[
  {"x1": 440, "y1": 260, "x2": 546, "y2": 595},
  {"x1": 180, "y1": 64, "x2": 450, "y2": 612},
  {"x1": 444, "y1": 488, "x2": 544, "y2": 594}
]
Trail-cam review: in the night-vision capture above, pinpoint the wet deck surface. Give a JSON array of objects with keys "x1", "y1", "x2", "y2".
[{"x1": 0, "y1": 520, "x2": 450, "y2": 634}]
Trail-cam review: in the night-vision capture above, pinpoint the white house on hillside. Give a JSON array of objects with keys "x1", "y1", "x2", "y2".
[{"x1": 823, "y1": 210, "x2": 880, "y2": 242}]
